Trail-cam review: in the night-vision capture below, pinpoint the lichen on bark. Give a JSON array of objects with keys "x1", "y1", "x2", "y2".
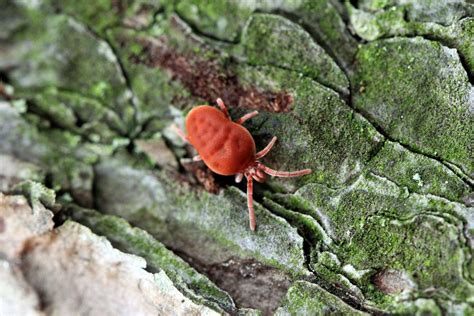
[{"x1": 0, "y1": 0, "x2": 473, "y2": 315}]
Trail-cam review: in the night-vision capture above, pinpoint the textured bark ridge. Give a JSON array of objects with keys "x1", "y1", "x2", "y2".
[{"x1": 0, "y1": 0, "x2": 473, "y2": 315}]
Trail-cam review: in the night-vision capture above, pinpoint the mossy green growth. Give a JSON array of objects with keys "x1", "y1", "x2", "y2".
[
  {"x1": 296, "y1": 0, "x2": 358, "y2": 68},
  {"x1": 44, "y1": 0, "x2": 167, "y2": 35},
  {"x1": 263, "y1": 197, "x2": 331, "y2": 247},
  {"x1": 105, "y1": 25, "x2": 191, "y2": 133},
  {"x1": 274, "y1": 281, "x2": 369, "y2": 315},
  {"x1": 175, "y1": 0, "x2": 357, "y2": 67},
  {"x1": 92, "y1": 157, "x2": 309, "y2": 278},
  {"x1": 358, "y1": 0, "x2": 473, "y2": 25},
  {"x1": 23, "y1": 88, "x2": 122, "y2": 142},
  {"x1": 349, "y1": 2, "x2": 474, "y2": 80},
  {"x1": 456, "y1": 18, "x2": 474, "y2": 77},
  {"x1": 0, "y1": 101, "x2": 98, "y2": 206},
  {"x1": 0, "y1": 0, "x2": 30, "y2": 40},
  {"x1": 357, "y1": 0, "x2": 391, "y2": 10},
  {"x1": 352, "y1": 37, "x2": 474, "y2": 176},
  {"x1": 240, "y1": 14, "x2": 348, "y2": 94},
  {"x1": 12, "y1": 180, "x2": 56, "y2": 209},
  {"x1": 347, "y1": 3, "x2": 408, "y2": 41},
  {"x1": 367, "y1": 141, "x2": 471, "y2": 203},
  {"x1": 44, "y1": 0, "x2": 121, "y2": 34},
  {"x1": 347, "y1": 4, "x2": 474, "y2": 76},
  {"x1": 388, "y1": 298, "x2": 442, "y2": 315},
  {"x1": 309, "y1": 261, "x2": 365, "y2": 302},
  {"x1": 67, "y1": 206, "x2": 235, "y2": 313},
  {"x1": 175, "y1": 0, "x2": 254, "y2": 42},
  {"x1": 291, "y1": 174, "x2": 474, "y2": 309},
  {"x1": 234, "y1": 64, "x2": 383, "y2": 189},
  {"x1": 4, "y1": 14, "x2": 135, "y2": 134}
]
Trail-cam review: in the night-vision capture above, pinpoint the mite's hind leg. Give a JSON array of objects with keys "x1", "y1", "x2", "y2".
[{"x1": 259, "y1": 163, "x2": 312, "y2": 178}]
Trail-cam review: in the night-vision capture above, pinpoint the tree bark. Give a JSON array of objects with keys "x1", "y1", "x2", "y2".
[{"x1": 0, "y1": 0, "x2": 473, "y2": 315}]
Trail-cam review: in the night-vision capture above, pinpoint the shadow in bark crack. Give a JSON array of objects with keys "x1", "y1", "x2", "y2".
[{"x1": 172, "y1": 250, "x2": 292, "y2": 316}]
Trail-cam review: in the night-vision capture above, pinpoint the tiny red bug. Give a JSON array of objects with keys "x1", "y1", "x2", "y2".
[{"x1": 174, "y1": 98, "x2": 312, "y2": 231}]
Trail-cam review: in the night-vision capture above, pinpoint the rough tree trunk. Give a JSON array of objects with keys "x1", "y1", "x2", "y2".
[{"x1": 0, "y1": 0, "x2": 473, "y2": 315}]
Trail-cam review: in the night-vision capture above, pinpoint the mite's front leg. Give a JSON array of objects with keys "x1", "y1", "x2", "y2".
[{"x1": 236, "y1": 111, "x2": 258, "y2": 125}]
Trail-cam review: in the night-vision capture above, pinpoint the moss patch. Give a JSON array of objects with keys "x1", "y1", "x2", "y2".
[
  {"x1": 352, "y1": 37, "x2": 473, "y2": 177},
  {"x1": 367, "y1": 141, "x2": 472, "y2": 203},
  {"x1": 287, "y1": 174, "x2": 474, "y2": 309},
  {"x1": 275, "y1": 281, "x2": 368, "y2": 315},
  {"x1": 241, "y1": 13, "x2": 348, "y2": 94},
  {"x1": 3, "y1": 13, "x2": 135, "y2": 134}
]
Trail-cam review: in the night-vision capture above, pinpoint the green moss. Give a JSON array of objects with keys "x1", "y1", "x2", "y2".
[
  {"x1": 316, "y1": 251, "x2": 341, "y2": 271},
  {"x1": 367, "y1": 141, "x2": 471, "y2": 203},
  {"x1": 358, "y1": 0, "x2": 391, "y2": 10},
  {"x1": 389, "y1": 298, "x2": 442, "y2": 315},
  {"x1": 5, "y1": 14, "x2": 135, "y2": 134},
  {"x1": 291, "y1": 174, "x2": 474, "y2": 307},
  {"x1": 297, "y1": 0, "x2": 358, "y2": 67},
  {"x1": 44, "y1": 0, "x2": 167, "y2": 35},
  {"x1": 44, "y1": 0, "x2": 120, "y2": 33},
  {"x1": 175, "y1": 0, "x2": 252, "y2": 42},
  {"x1": 352, "y1": 37, "x2": 473, "y2": 176},
  {"x1": 263, "y1": 197, "x2": 331, "y2": 247},
  {"x1": 2, "y1": 1, "x2": 473, "y2": 313},
  {"x1": 105, "y1": 24, "x2": 190, "y2": 132},
  {"x1": 340, "y1": 213, "x2": 470, "y2": 301},
  {"x1": 347, "y1": 3, "x2": 408, "y2": 41},
  {"x1": 357, "y1": 0, "x2": 472, "y2": 25},
  {"x1": 174, "y1": 0, "x2": 356, "y2": 67},
  {"x1": 12, "y1": 180, "x2": 56, "y2": 209},
  {"x1": 347, "y1": 4, "x2": 474, "y2": 76},
  {"x1": 275, "y1": 281, "x2": 368, "y2": 315},
  {"x1": 21, "y1": 88, "x2": 121, "y2": 142},
  {"x1": 241, "y1": 14, "x2": 348, "y2": 94},
  {"x1": 0, "y1": 101, "x2": 98, "y2": 205},
  {"x1": 456, "y1": 18, "x2": 474, "y2": 76}
]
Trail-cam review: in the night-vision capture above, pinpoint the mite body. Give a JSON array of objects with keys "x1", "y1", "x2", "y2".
[
  {"x1": 186, "y1": 106, "x2": 255, "y2": 175},
  {"x1": 175, "y1": 98, "x2": 311, "y2": 231}
]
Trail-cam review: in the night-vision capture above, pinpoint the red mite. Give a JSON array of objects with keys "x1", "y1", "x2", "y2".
[{"x1": 174, "y1": 98, "x2": 312, "y2": 231}]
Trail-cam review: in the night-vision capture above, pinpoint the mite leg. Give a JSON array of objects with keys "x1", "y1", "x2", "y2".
[
  {"x1": 171, "y1": 123, "x2": 189, "y2": 142},
  {"x1": 246, "y1": 176, "x2": 256, "y2": 231},
  {"x1": 192, "y1": 155, "x2": 202, "y2": 161},
  {"x1": 236, "y1": 111, "x2": 258, "y2": 125},
  {"x1": 253, "y1": 169, "x2": 266, "y2": 182},
  {"x1": 216, "y1": 98, "x2": 230, "y2": 119},
  {"x1": 260, "y1": 164, "x2": 312, "y2": 178},
  {"x1": 255, "y1": 136, "x2": 277, "y2": 159}
]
